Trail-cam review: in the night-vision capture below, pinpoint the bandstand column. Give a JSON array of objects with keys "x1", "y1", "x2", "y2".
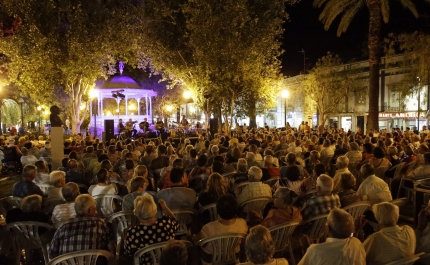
[
  {"x1": 125, "y1": 95, "x2": 128, "y2": 116},
  {"x1": 149, "y1": 96, "x2": 152, "y2": 117},
  {"x1": 145, "y1": 95, "x2": 149, "y2": 119},
  {"x1": 137, "y1": 98, "x2": 140, "y2": 116}
]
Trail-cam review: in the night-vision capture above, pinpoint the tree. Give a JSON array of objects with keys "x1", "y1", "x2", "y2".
[
  {"x1": 302, "y1": 53, "x2": 364, "y2": 125},
  {"x1": 0, "y1": 0, "x2": 145, "y2": 134},
  {"x1": 139, "y1": 0, "x2": 292, "y2": 132},
  {"x1": 313, "y1": 0, "x2": 429, "y2": 132}
]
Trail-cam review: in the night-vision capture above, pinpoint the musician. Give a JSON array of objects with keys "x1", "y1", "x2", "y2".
[
  {"x1": 155, "y1": 118, "x2": 164, "y2": 131},
  {"x1": 126, "y1": 118, "x2": 137, "y2": 138},
  {"x1": 118, "y1": 119, "x2": 126, "y2": 133},
  {"x1": 139, "y1": 118, "x2": 150, "y2": 133},
  {"x1": 180, "y1": 115, "x2": 189, "y2": 127}
]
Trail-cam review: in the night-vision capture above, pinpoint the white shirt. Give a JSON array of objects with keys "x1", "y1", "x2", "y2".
[
  {"x1": 34, "y1": 172, "x2": 50, "y2": 184},
  {"x1": 88, "y1": 184, "x2": 117, "y2": 196},
  {"x1": 51, "y1": 203, "x2": 76, "y2": 226},
  {"x1": 356, "y1": 175, "x2": 392, "y2": 204},
  {"x1": 298, "y1": 237, "x2": 365, "y2": 265},
  {"x1": 363, "y1": 225, "x2": 416, "y2": 265},
  {"x1": 20, "y1": 155, "x2": 39, "y2": 166}
]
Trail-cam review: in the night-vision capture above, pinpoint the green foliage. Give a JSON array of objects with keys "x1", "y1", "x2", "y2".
[{"x1": 302, "y1": 52, "x2": 364, "y2": 124}]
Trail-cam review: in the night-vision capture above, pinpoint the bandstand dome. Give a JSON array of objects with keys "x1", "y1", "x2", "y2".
[{"x1": 90, "y1": 74, "x2": 157, "y2": 138}]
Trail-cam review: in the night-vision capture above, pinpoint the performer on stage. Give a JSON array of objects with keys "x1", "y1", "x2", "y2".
[
  {"x1": 139, "y1": 118, "x2": 150, "y2": 133},
  {"x1": 126, "y1": 118, "x2": 137, "y2": 137},
  {"x1": 155, "y1": 117, "x2": 164, "y2": 131},
  {"x1": 118, "y1": 119, "x2": 127, "y2": 134},
  {"x1": 180, "y1": 115, "x2": 189, "y2": 127}
]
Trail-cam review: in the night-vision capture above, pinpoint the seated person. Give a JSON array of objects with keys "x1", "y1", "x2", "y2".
[
  {"x1": 301, "y1": 174, "x2": 341, "y2": 222},
  {"x1": 239, "y1": 225, "x2": 289, "y2": 265},
  {"x1": 124, "y1": 194, "x2": 178, "y2": 265},
  {"x1": 20, "y1": 147, "x2": 38, "y2": 166},
  {"x1": 193, "y1": 194, "x2": 248, "y2": 264},
  {"x1": 332, "y1": 156, "x2": 351, "y2": 193},
  {"x1": 88, "y1": 168, "x2": 118, "y2": 196},
  {"x1": 362, "y1": 202, "x2": 415, "y2": 265},
  {"x1": 34, "y1": 160, "x2": 50, "y2": 184},
  {"x1": 408, "y1": 152, "x2": 430, "y2": 180},
  {"x1": 237, "y1": 166, "x2": 272, "y2": 206},
  {"x1": 12, "y1": 165, "x2": 44, "y2": 198},
  {"x1": 47, "y1": 170, "x2": 66, "y2": 200},
  {"x1": 157, "y1": 168, "x2": 196, "y2": 210},
  {"x1": 275, "y1": 165, "x2": 303, "y2": 193},
  {"x1": 337, "y1": 173, "x2": 361, "y2": 207},
  {"x1": 160, "y1": 240, "x2": 189, "y2": 265},
  {"x1": 65, "y1": 159, "x2": 87, "y2": 185},
  {"x1": 356, "y1": 164, "x2": 392, "y2": 204},
  {"x1": 122, "y1": 177, "x2": 149, "y2": 211},
  {"x1": 261, "y1": 155, "x2": 281, "y2": 182},
  {"x1": 51, "y1": 182, "x2": 79, "y2": 225},
  {"x1": 6, "y1": 194, "x2": 49, "y2": 224},
  {"x1": 231, "y1": 158, "x2": 249, "y2": 185},
  {"x1": 299, "y1": 209, "x2": 365, "y2": 265},
  {"x1": 252, "y1": 187, "x2": 302, "y2": 228},
  {"x1": 416, "y1": 204, "x2": 430, "y2": 265},
  {"x1": 49, "y1": 194, "x2": 114, "y2": 258}
]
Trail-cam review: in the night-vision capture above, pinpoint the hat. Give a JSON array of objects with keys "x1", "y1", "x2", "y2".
[{"x1": 45, "y1": 143, "x2": 52, "y2": 149}]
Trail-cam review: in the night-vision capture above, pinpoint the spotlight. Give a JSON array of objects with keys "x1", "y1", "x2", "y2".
[
  {"x1": 112, "y1": 93, "x2": 118, "y2": 98},
  {"x1": 117, "y1": 93, "x2": 125, "y2": 99}
]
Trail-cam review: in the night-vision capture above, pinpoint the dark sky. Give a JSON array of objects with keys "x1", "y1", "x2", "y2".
[{"x1": 280, "y1": 0, "x2": 430, "y2": 76}]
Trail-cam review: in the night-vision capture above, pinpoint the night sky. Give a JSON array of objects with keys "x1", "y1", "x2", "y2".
[{"x1": 281, "y1": 0, "x2": 430, "y2": 76}]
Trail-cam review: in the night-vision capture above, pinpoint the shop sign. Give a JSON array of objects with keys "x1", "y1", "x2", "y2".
[{"x1": 379, "y1": 112, "x2": 427, "y2": 118}]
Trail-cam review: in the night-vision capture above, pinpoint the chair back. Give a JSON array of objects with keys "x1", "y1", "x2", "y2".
[
  {"x1": 390, "y1": 197, "x2": 409, "y2": 208},
  {"x1": 46, "y1": 249, "x2": 114, "y2": 265},
  {"x1": 385, "y1": 252, "x2": 425, "y2": 265},
  {"x1": 133, "y1": 241, "x2": 166, "y2": 265},
  {"x1": 44, "y1": 198, "x2": 66, "y2": 214},
  {"x1": 239, "y1": 197, "x2": 271, "y2": 215},
  {"x1": 196, "y1": 233, "x2": 247, "y2": 265},
  {"x1": 303, "y1": 213, "x2": 329, "y2": 244},
  {"x1": 171, "y1": 209, "x2": 194, "y2": 236},
  {"x1": 263, "y1": 178, "x2": 280, "y2": 188},
  {"x1": 269, "y1": 221, "x2": 300, "y2": 253},
  {"x1": 374, "y1": 166, "x2": 389, "y2": 179},
  {"x1": 106, "y1": 210, "x2": 139, "y2": 245},
  {"x1": 7, "y1": 221, "x2": 54, "y2": 264},
  {"x1": 93, "y1": 194, "x2": 123, "y2": 217},
  {"x1": 6, "y1": 196, "x2": 22, "y2": 209},
  {"x1": 232, "y1": 182, "x2": 249, "y2": 197},
  {"x1": 342, "y1": 201, "x2": 371, "y2": 220},
  {"x1": 200, "y1": 203, "x2": 218, "y2": 222},
  {"x1": 405, "y1": 160, "x2": 417, "y2": 175},
  {"x1": 392, "y1": 162, "x2": 406, "y2": 180},
  {"x1": 36, "y1": 184, "x2": 53, "y2": 195}
]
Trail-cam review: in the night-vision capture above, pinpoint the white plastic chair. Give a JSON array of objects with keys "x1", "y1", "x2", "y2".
[
  {"x1": 200, "y1": 203, "x2": 218, "y2": 222},
  {"x1": 238, "y1": 197, "x2": 271, "y2": 218},
  {"x1": 196, "y1": 233, "x2": 247, "y2": 265},
  {"x1": 232, "y1": 182, "x2": 249, "y2": 197},
  {"x1": 44, "y1": 197, "x2": 66, "y2": 214},
  {"x1": 269, "y1": 221, "x2": 300, "y2": 265},
  {"x1": 6, "y1": 196, "x2": 22, "y2": 209},
  {"x1": 342, "y1": 201, "x2": 371, "y2": 220},
  {"x1": 385, "y1": 252, "x2": 425, "y2": 265},
  {"x1": 46, "y1": 249, "x2": 114, "y2": 265},
  {"x1": 171, "y1": 209, "x2": 195, "y2": 237},
  {"x1": 36, "y1": 183, "x2": 53, "y2": 195},
  {"x1": 7, "y1": 221, "x2": 54, "y2": 265},
  {"x1": 133, "y1": 241, "x2": 166, "y2": 265},
  {"x1": 106, "y1": 210, "x2": 139, "y2": 255},
  {"x1": 93, "y1": 194, "x2": 123, "y2": 216},
  {"x1": 302, "y1": 213, "x2": 329, "y2": 244}
]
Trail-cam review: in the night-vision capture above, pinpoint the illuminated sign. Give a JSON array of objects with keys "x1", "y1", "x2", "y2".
[{"x1": 379, "y1": 112, "x2": 427, "y2": 118}]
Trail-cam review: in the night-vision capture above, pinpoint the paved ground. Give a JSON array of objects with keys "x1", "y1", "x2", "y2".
[{"x1": 0, "y1": 174, "x2": 20, "y2": 198}]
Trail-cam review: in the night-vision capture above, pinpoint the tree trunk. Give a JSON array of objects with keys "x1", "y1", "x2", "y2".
[
  {"x1": 366, "y1": 0, "x2": 382, "y2": 133},
  {"x1": 248, "y1": 96, "x2": 257, "y2": 128}
]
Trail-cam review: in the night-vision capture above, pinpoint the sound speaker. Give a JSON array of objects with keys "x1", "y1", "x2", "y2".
[
  {"x1": 104, "y1": 120, "x2": 115, "y2": 143},
  {"x1": 210, "y1": 118, "x2": 218, "y2": 136}
]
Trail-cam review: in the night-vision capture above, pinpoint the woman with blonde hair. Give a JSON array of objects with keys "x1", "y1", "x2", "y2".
[
  {"x1": 124, "y1": 194, "x2": 178, "y2": 265},
  {"x1": 131, "y1": 165, "x2": 155, "y2": 192}
]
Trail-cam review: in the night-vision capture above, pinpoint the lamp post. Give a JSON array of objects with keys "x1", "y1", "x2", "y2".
[
  {"x1": 281, "y1": 90, "x2": 289, "y2": 127},
  {"x1": 18, "y1": 97, "x2": 24, "y2": 136},
  {"x1": 183, "y1": 90, "x2": 191, "y2": 120},
  {"x1": 37, "y1": 106, "x2": 42, "y2": 136}
]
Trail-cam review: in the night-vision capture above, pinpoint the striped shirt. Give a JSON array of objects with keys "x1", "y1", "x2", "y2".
[{"x1": 49, "y1": 215, "x2": 113, "y2": 258}]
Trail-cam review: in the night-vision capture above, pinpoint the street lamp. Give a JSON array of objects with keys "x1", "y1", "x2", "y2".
[
  {"x1": 37, "y1": 106, "x2": 42, "y2": 136},
  {"x1": 281, "y1": 90, "x2": 289, "y2": 127},
  {"x1": 18, "y1": 97, "x2": 24, "y2": 136},
  {"x1": 183, "y1": 90, "x2": 191, "y2": 120}
]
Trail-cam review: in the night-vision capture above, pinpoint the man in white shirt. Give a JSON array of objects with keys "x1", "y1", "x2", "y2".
[
  {"x1": 332, "y1": 156, "x2": 351, "y2": 193},
  {"x1": 356, "y1": 164, "x2": 392, "y2": 204},
  {"x1": 237, "y1": 166, "x2": 272, "y2": 206},
  {"x1": 320, "y1": 139, "x2": 334, "y2": 167},
  {"x1": 416, "y1": 204, "x2": 430, "y2": 265},
  {"x1": 363, "y1": 202, "x2": 415, "y2": 265},
  {"x1": 409, "y1": 152, "x2": 430, "y2": 180},
  {"x1": 299, "y1": 208, "x2": 366, "y2": 265}
]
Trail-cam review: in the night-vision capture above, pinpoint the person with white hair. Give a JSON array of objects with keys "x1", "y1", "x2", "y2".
[
  {"x1": 332, "y1": 156, "x2": 351, "y2": 193},
  {"x1": 239, "y1": 225, "x2": 289, "y2": 265},
  {"x1": 124, "y1": 194, "x2": 178, "y2": 265},
  {"x1": 344, "y1": 142, "x2": 362, "y2": 164},
  {"x1": 300, "y1": 174, "x2": 341, "y2": 222},
  {"x1": 362, "y1": 202, "x2": 415, "y2": 264},
  {"x1": 47, "y1": 170, "x2": 66, "y2": 200},
  {"x1": 261, "y1": 155, "x2": 280, "y2": 181},
  {"x1": 49, "y1": 194, "x2": 114, "y2": 258},
  {"x1": 237, "y1": 166, "x2": 272, "y2": 205},
  {"x1": 299, "y1": 209, "x2": 365, "y2": 265},
  {"x1": 246, "y1": 152, "x2": 260, "y2": 168}
]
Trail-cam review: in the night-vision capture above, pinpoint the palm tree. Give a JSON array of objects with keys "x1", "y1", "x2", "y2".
[{"x1": 313, "y1": 0, "x2": 426, "y2": 132}]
